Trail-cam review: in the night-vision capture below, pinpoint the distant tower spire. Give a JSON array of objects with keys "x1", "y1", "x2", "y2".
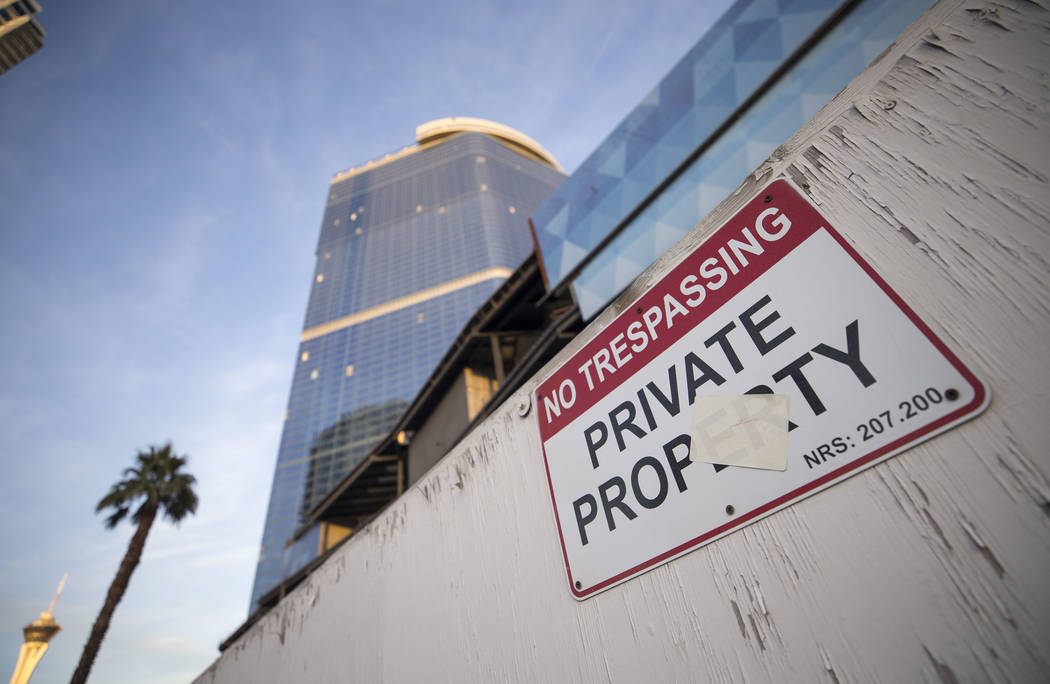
[
  {"x1": 8, "y1": 574, "x2": 66, "y2": 684},
  {"x1": 45, "y1": 573, "x2": 67, "y2": 616}
]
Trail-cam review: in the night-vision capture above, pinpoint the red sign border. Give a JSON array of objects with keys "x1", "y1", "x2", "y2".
[{"x1": 535, "y1": 179, "x2": 989, "y2": 600}]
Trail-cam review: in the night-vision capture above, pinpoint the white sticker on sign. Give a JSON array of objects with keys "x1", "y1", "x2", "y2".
[
  {"x1": 533, "y1": 180, "x2": 989, "y2": 600},
  {"x1": 691, "y1": 395, "x2": 789, "y2": 471}
]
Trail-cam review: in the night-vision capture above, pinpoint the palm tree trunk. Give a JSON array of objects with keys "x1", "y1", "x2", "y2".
[{"x1": 70, "y1": 505, "x2": 157, "y2": 684}]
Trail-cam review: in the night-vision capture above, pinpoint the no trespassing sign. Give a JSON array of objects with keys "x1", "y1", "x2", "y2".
[{"x1": 534, "y1": 179, "x2": 988, "y2": 600}]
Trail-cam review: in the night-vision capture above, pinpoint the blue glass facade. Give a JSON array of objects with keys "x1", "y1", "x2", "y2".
[
  {"x1": 251, "y1": 130, "x2": 564, "y2": 608},
  {"x1": 531, "y1": 0, "x2": 933, "y2": 319}
]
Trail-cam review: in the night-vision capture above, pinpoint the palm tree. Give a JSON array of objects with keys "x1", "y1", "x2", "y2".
[{"x1": 70, "y1": 443, "x2": 198, "y2": 684}]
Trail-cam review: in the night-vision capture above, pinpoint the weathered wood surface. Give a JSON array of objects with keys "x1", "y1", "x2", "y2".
[{"x1": 196, "y1": 1, "x2": 1050, "y2": 681}]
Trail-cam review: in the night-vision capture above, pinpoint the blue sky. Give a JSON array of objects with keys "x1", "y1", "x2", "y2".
[{"x1": 0, "y1": 1, "x2": 731, "y2": 681}]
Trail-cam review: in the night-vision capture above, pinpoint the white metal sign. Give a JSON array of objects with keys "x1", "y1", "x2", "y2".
[{"x1": 535, "y1": 180, "x2": 989, "y2": 599}]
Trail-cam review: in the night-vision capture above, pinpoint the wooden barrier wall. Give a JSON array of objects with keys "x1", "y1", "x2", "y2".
[{"x1": 196, "y1": 2, "x2": 1050, "y2": 681}]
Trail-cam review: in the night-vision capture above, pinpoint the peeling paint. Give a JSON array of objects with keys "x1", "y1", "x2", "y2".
[
  {"x1": 819, "y1": 646, "x2": 840, "y2": 684},
  {"x1": 923, "y1": 645, "x2": 961, "y2": 684},
  {"x1": 959, "y1": 515, "x2": 1006, "y2": 578},
  {"x1": 730, "y1": 599, "x2": 748, "y2": 640},
  {"x1": 923, "y1": 509, "x2": 953, "y2": 550},
  {"x1": 898, "y1": 225, "x2": 922, "y2": 244},
  {"x1": 747, "y1": 614, "x2": 766, "y2": 651}
]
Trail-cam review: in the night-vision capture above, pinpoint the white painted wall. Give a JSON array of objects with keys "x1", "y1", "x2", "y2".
[{"x1": 195, "y1": 2, "x2": 1050, "y2": 681}]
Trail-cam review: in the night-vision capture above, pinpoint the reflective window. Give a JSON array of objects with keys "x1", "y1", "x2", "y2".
[
  {"x1": 251, "y1": 132, "x2": 565, "y2": 607},
  {"x1": 569, "y1": 0, "x2": 933, "y2": 318}
]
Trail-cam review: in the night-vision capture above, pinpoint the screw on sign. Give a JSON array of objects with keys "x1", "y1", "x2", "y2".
[{"x1": 534, "y1": 180, "x2": 988, "y2": 599}]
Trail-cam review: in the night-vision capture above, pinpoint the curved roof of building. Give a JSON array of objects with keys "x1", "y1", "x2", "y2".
[
  {"x1": 331, "y1": 117, "x2": 563, "y2": 184},
  {"x1": 415, "y1": 117, "x2": 563, "y2": 172}
]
